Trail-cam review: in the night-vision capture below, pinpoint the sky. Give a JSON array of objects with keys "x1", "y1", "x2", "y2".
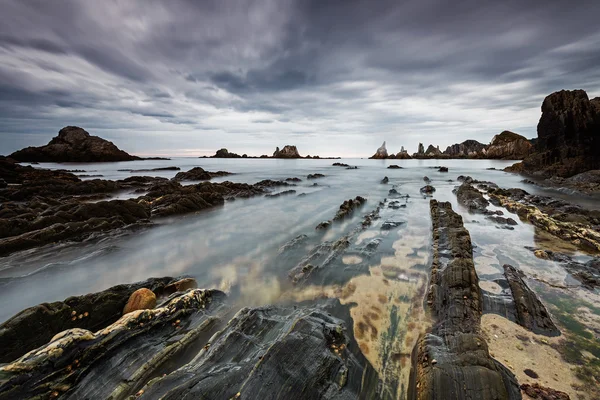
[{"x1": 1, "y1": 0, "x2": 599, "y2": 158}]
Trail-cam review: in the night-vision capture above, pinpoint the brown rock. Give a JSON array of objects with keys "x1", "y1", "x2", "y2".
[
  {"x1": 165, "y1": 278, "x2": 198, "y2": 294},
  {"x1": 123, "y1": 288, "x2": 157, "y2": 314}
]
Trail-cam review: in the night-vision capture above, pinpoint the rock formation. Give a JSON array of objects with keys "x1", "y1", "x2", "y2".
[
  {"x1": 408, "y1": 200, "x2": 521, "y2": 400},
  {"x1": 486, "y1": 131, "x2": 532, "y2": 159},
  {"x1": 9, "y1": 126, "x2": 140, "y2": 162},
  {"x1": 173, "y1": 167, "x2": 231, "y2": 181},
  {"x1": 212, "y1": 148, "x2": 241, "y2": 158},
  {"x1": 425, "y1": 144, "x2": 442, "y2": 156},
  {"x1": 443, "y1": 139, "x2": 487, "y2": 158},
  {"x1": 273, "y1": 145, "x2": 301, "y2": 158},
  {"x1": 370, "y1": 141, "x2": 389, "y2": 159},
  {"x1": 417, "y1": 143, "x2": 425, "y2": 155},
  {"x1": 509, "y1": 89, "x2": 600, "y2": 177}
]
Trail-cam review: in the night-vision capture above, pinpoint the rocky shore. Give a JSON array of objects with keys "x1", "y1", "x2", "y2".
[{"x1": 0, "y1": 157, "x2": 291, "y2": 256}]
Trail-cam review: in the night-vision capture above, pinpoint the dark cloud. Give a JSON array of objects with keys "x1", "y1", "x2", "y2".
[{"x1": 0, "y1": 0, "x2": 599, "y2": 156}]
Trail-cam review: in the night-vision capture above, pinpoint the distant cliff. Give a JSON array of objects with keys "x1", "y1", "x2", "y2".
[
  {"x1": 486, "y1": 131, "x2": 532, "y2": 159},
  {"x1": 273, "y1": 145, "x2": 301, "y2": 158}
]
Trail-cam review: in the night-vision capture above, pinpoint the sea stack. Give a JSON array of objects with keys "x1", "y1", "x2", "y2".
[
  {"x1": 273, "y1": 145, "x2": 301, "y2": 158},
  {"x1": 370, "y1": 141, "x2": 389, "y2": 159},
  {"x1": 9, "y1": 126, "x2": 140, "y2": 163}
]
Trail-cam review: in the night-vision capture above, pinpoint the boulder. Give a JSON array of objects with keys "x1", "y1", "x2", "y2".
[
  {"x1": 273, "y1": 145, "x2": 301, "y2": 158},
  {"x1": 122, "y1": 288, "x2": 157, "y2": 314},
  {"x1": 9, "y1": 126, "x2": 140, "y2": 162},
  {"x1": 370, "y1": 141, "x2": 389, "y2": 159},
  {"x1": 172, "y1": 167, "x2": 231, "y2": 181}
]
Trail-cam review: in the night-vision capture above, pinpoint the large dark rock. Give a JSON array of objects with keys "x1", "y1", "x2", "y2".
[
  {"x1": 503, "y1": 264, "x2": 560, "y2": 336},
  {"x1": 137, "y1": 300, "x2": 380, "y2": 400},
  {"x1": 172, "y1": 167, "x2": 231, "y2": 181},
  {"x1": 273, "y1": 145, "x2": 301, "y2": 158},
  {"x1": 9, "y1": 126, "x2": 140, "y2": 162},
  {"x1": 0, "y1": 277, "x2": 183, "y2": 363},
  {"x1": 511, "y1": 90, "x2": 600, "y2": 177},
  {"x1": 0, "y1": 287, "x2": 227, "y2": 400},
  {"x1": 486, "y1": 131, "x2": 533, "y2": 159},
  {"x1": 454, "y1": 182, "x2": 490, "y2": 213},
  {"x1": 333, "y1": 196, "x2": 367, "y2": 221},
  {"x1": 408, "y1": 200, "x2": 521, "y2": 400}
]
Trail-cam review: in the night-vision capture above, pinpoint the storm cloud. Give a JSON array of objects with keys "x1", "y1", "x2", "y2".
[{"x1": 1, "y1": 0, "x2": 599, "y2": 157}]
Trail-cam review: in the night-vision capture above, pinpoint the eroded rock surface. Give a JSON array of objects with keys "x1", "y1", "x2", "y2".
[
  {"x1": 370, "y1": 141, "x2": 389, "y2": 159},
  {"x1": 408, "y1": 200, "x2": 521, "y2": 400},
  {"x1": 0, "y1": 277, "x2": 186, "y2": 363},
  {"x1": 137, "y1": 300, "x2": 380, "y2": 400},
  {"x1": 273, "y1": 145, "x2": 301, "y2": 158},
  {"x1": 503, "y1": 264, "x2": 560, "y2": 336}
]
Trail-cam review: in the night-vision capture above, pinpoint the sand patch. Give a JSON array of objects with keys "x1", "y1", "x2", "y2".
[
  {"x1": 479, "y1": 281, "x2": 503, "y2": 294},
  {"x1": 342, "y1": 255, "x2": 363, "y2": 265},
  {"x1": 482, "y1": 314, "x2": 588, "y2": 399}
]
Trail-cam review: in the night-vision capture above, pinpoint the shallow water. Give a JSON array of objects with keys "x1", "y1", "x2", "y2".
[{"x1": 2, "y1": 158, "x2": 599, "y2": 398}]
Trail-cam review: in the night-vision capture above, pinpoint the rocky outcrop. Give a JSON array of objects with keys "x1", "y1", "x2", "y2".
[
  {"x1": 417, "y1": 143, "x2": 425, "y2": 155},
  {"x1": 136, "y1": 300, "x2": 380, "y2": 400},
  {"x1": 454, "y1": 182, "x2": 490, "y2": 213},
  {"x1": 211, "y1": 148, "x2": 241, "y2": 158},
  {"x1": 0, "y1": 287, "x2": 227, "y2": 400},
  {"x1": 502, "y1": 264, "x2": 560, "y2": 336},
  {"x1": 273, "y1": 145, "x2": 301, "y2": 158},
  {"x1": 172, "y1": 167, "x2": 231, "y2": 181},
  {"x1": 0, "y1": 283, "x2": 379, "y2": 400},
  {"x1": 425, "y1": 144, "x2": 442, "y2": 156},
  {"x1": 444, "y1": 140, "x2": 487, "y2": 158},
  {"x1": 0, "y1": 277, "x2": 185, "y2": 363},
  {"x1": 370, "y1": 141, "x2": 389, "y2": 159},
  {"x1": 508, "y1": 90, "x2": 600, "y2": 177},
  {"x1": 9, "y1": 126, "x2": 140, "y2": 162},
  {"x1": 486, "y1": 131, "x2": 532, "y2": 159},
  {"x1": 408, "y1": 200, "x2": 521, "y2": 400}
]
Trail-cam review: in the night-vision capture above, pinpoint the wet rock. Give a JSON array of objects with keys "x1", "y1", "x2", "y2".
[
  {"x1": 333, "y1": 196, "x2": 366, "y2": 221},
  {"x1": 525, "y1": 247, "x2": 600, "y2": 289},
  {"x1": 126, "y1": 166, "x2": 181, "y2": 173},
  {"x1": 278, "y1": 234, "x2": 309, "y2": 254},
  {"x1": 487, "y1": 215, "x2": 518, "y2": 226},
  {"x1": 423, "y1": 176, "x2": 430, "y2": 182},
  {"x1": 408, "y1": 200, "x2": 521, "y2": 400},
  {"x1": 503, "y1": 264, "x2": 560, "y2": 336},
  {"x1": 332, "y1": 162, "x2": 349, "y2": 167},
  {"x1": 387, "y1": 164, "x2": 402, "y2": 169},
  {"x1": 0, "y1": 289, "x2": 227, "y2": 400},
  {"x1": 346, "y1": 166, "x2": 358, "y2": 169},
  {"x1": 164, "y1": 278, "x2": 198, "y2": 294},
  {"x1": 123, "y1": 288, "x2": 157, "y2": 314},
  {"x1": 381, "y1": 220, "x2": 405, "y2": 230},
  {"x1": 273, "y1": 145, "x2": 301, "y2": 158},
  {"x1": 534, "y1": 250, "x2": 549, "y2": 259},
  {"x1": 381, "y1": 176, "x2": 389, "y2": 184},
  {"x1": 265, "y1": 189, "x2": 297, "y2": 198},
  {"x1": 454, "y1": 182, "x2": 490, "y2": 213},
  {"x1": 0, "y1": 277, "x2": 182, "y2": 363},
  {"x1": 285, "y1": 177, "x2": 302, "y2": 182},
  {"x1": 388, "y1": 201, "x2": 405, "y2": 210},
  {"x1": 520, "y1": 383, "x2": 570, "y2": 400},
  {"x1": 307, "y1": 173, "x2": 325, "y2": 179},
  {"x1": 419, "y1": 185, "x2": 436, "y2": 195},
  {"x1": 316, "y1": 220, "x2": 332, "y2": 230},
  {"x1": 9, "y1": 126, "x2": 140, "y2": 162},
  {"x1": 172, "y1": 167, "x2": 231, "y2": 181},
  {"x1": 438, "y1": 166, "x2": 448, "y2": 172},
  {"x1": 136, "y1": 300, "x2": 380, "y2": 400}
]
